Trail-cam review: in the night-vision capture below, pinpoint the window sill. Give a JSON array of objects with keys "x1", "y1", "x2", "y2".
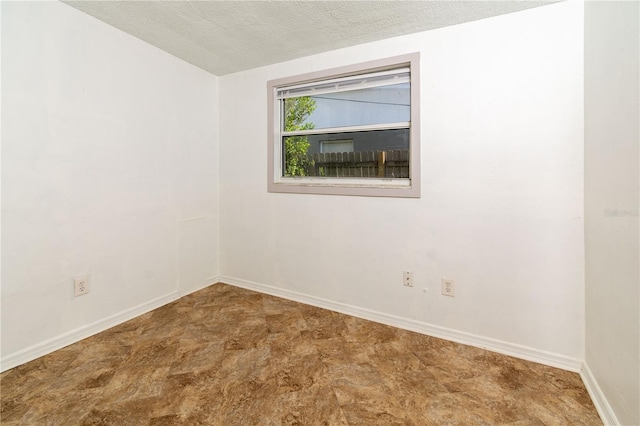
[{"x1": 268, "y1": 178, "x2": 419, "y2": 198}]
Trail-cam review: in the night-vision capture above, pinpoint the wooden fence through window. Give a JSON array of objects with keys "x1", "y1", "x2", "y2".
[{"x1": 305, "y1": 150, "x2": 409, "y2": 178}]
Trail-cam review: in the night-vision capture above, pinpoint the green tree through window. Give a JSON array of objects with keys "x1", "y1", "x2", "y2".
[{"x1": 283, "y1": 96, "x2": 316, "y2": 176}]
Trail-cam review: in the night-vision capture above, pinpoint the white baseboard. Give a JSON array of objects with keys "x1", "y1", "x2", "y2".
[
  {"x1": 219, "y1": 275, "x2": 583, "y2": 372},
  {"x1": 580, "y1": 362, "x2": 620, "y2": 426},
  {"x1": 0, "y1": 290, "x2": 180, "y2": 373},
  {"x1": 1, "y1": 276, "x2": 222, "y2": 373}
]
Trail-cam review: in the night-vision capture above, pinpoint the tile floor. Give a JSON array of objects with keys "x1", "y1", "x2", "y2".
[{"x1": 1, "y1": 283, "x2": 602, "y2": 425}]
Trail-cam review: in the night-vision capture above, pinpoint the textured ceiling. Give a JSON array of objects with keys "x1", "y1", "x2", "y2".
[{"x1": 63, "y1": 1, "x2": 553, "y2": 76}]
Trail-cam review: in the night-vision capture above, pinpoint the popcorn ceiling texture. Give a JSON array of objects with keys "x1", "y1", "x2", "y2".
[{"x1": 63, "y1": 1, "x2": 552, "y2": 76}]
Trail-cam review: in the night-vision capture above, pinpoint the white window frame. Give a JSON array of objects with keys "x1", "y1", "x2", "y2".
[{"x1": 267, "y1": 53, "x2": 420, "y2": 198}]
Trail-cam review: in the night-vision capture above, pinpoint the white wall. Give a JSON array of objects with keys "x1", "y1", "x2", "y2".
[
  {"x1": 584, "y1": 2, "x2": 640, "y2": 425},
  {"x1": 1, "y1": 1, "x2": 219, "y2": 369},
  {"x1": 219, "y1": 2, "x2": 585, "y2": 361}
]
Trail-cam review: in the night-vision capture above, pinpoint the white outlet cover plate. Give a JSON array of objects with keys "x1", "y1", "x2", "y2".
[
  {"x1": 403, "y1": 271, "x2": 413, "y2": 287},
  {"x1": 441, "y1": 278, "x2": 455, "y2": 297},
  {"x1": 74, "y1": 276, "x2": 89, "y2": 296}
]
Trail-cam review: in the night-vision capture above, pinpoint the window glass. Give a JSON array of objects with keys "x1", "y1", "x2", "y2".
[
  {"x1": 284, "y1": 83, "x2": 410, "y2": 130},
  {"x1": 283, "y1": 129, "x2": 409, "y2": 177},
  {"x1": 320, "y1": 139, "x2": 354, "y2": 153}
]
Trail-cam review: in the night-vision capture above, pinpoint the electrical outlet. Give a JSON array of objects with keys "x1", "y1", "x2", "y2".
[
  {"x1": 403, "y1": 271, "x2": 414, "y2": 287},
  {"x1": 441, "y1": 278, "x2": 455, "y2": 297},
  {"x1": 74, "y1": 276, "x2": 89, "y2": 297}
]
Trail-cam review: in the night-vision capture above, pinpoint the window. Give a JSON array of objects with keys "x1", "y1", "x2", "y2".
[
  {"x1": 267, "y1": 53, "x2": 420, "y2": 197},
  {"x1": 320, "y1": 139, "x2": 354, "y2": 154}
]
